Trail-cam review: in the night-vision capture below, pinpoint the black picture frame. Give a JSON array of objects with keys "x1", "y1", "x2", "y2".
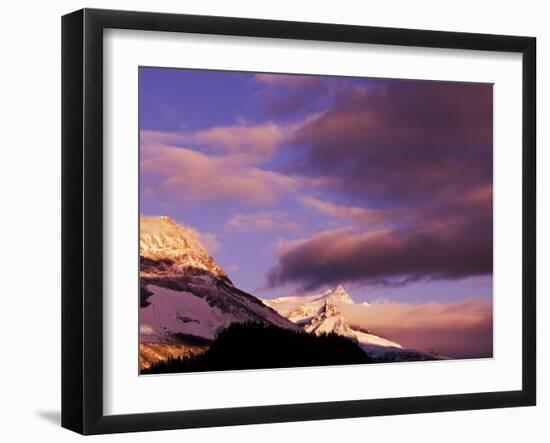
[{"x1": 61, "y1": 8, "x2": 536, "y2": 435}]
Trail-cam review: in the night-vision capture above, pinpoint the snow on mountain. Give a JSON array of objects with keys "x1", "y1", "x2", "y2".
[
  {"x1": 140, "y1": 282, "x2": 298, "y2": 344},
  {"x1": 263, "y1": 286, "x2": 440, "y2": 361},
  {"x1": 140, "y1": 216, "x2": 299, "y2": 349},
  {"x1": 140, "y1": 215, "x2": 227, "y2": 280},
  {"x1": 140, "y1": 285, "x2": 229, "y2": 343},
  {"x1": 139, "y1": 216, "x2": 439, "y2": 367},
  {"x1": 264, "y1": 286, "x2": 401, "y2": 352},
  {"x1": 305, "y1": 296, "x2": 402, "y2": 351},
  {"x1": 265, "y1": 285, "x2": 352, "y2": 324}
]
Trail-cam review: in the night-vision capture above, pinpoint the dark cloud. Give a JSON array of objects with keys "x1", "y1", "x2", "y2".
[
  {"x1": 268, "y1": 211, "x2": 492, "y2": 290},
  {"x1": 292, "y1": 79, "x2": 493, "y2": 207},
  {"x1": 267, "y1": 79, "x2": 493, "y2": 289},
  {"x1": 253, "y1": 73, "x2": 341, "y2": 120}
]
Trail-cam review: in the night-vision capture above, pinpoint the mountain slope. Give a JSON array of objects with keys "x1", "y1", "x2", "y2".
[
  {"x1": 142, "y1": 322, "x2": 373, "y2": 374},
  {"x1": 140, "y1": 216, "x2": 298, "y2": 351}
]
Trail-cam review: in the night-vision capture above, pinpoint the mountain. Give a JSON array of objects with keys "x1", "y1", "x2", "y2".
[
  {"x1": 139, "y1": 216, "x2": 298, "y2": 364},
  {"x1": 139, "y1": 216, "x2": 438, "y2": 371},
  {"x1": 141, "y1": 216, "x2": 227, "y2": 281},
  {"x1": 263, "y1": 286, "x2": 440, "y2": 361},
  {"x1": 264, "y1": 285, "x2": 359, "y2": 325}
]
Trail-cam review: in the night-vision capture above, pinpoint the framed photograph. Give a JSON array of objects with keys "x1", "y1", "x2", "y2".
[{"x1": 62, "y1": 8, "x2": 536, "y2": 435}]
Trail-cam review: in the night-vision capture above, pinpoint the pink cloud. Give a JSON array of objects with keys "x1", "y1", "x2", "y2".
[
  {"x1": 141, "y1": 144, "x2": 300, "y2": 205},
  {"x1": 339, "y1": 298, "x2": 493, "y2": 358},
  {"x1": 460, "y1": 184, "x2": 493, "y2": 211},
  {"x1": 227, "y1": 211, "x2": 299, "y2": 232},
  {"x1": 141, "y1": 122, "x2": 285, "y2": 164},
  {"x1": 190, "y1": 123, "x2": 284, "y2": 162},
  {"x1": 298, "y1": 196, "x2": 410, "y2": 227}
]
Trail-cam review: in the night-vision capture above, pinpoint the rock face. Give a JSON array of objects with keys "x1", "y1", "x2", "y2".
[
  {"x1": 306, "y1": 296, "x2": 361, "y2": 338},
  {"x1": 264, "y1": 286, "x2": 440, "y2": 361},
  {"x1": 139, "y1": 216, "x2": 298, "y2": 357}
]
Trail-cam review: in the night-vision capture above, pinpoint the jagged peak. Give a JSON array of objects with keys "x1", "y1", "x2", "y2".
[
  {"x1": 324, "y1": 285, "x2": 354, "y2": 304},
  {"x1": 319, "y1": 298, "x2": 341, "y2": 319},
  {"x1": 307, "y1": 296, "x2": 355, "y2": 337}
]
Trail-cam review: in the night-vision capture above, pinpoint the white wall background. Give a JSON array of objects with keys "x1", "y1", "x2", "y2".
[{"x1": 0, "y1": 1, "x2": 545, "y2": 441}]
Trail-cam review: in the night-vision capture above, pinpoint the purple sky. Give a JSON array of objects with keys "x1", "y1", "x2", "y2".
[{"x1": 139, "y1": 67, "x2": 493, "y2": 304}]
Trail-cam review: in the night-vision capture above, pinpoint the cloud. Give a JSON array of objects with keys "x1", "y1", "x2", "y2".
[
  {"x1": 227, "y1": 211, "x2": 299, "y2": 232},
  {"x1": 141, "y1": 144, "x2": 299, "y2": 205},
  {"x1": 141, "y1": 122, "x2": 285, "y2": 163},
  {"x1": 267, "y1": 218, "x2": 492, "y2": 290},
  {"x1": 140, "y1": 117, "x2": 330, "y2": 207},
  {"x1": 459, "y1": 184, "x2": 493, "y2": 214},
  {"x1": 253, "y1": 73, "x2": 342, "y2": 119},
  {"x1": 338, "y1": 298, "x2": 493, "y2": 359},
  {"x1": 292, "y1": 79, "x2": 493, "y2": 207},
  {"x1": 142, "y1": 76, "x2": 494, "y2": 294},
  {"x1": 193, "y1": 123, "x2": 284, "y2": 161},
  {"x1": 298, "y1": 196, "x2": 408, "y2": 227},
  {"x1": 263, "y1": 79, "x2": 493, "y2": 290}
]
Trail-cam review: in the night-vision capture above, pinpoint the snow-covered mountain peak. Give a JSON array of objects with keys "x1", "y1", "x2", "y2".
[
  {"x1": 140, "y1": 216, "x2": 227, "y2": 280},
  {"x1": 139, "y1": 216, "x2": 301, "y2": 357},
  {"x1": 262, "y1": 284, "x2": 355, "y2": 324},
  {"x1": 324, "y1": 285, "x2": 354, "y2": 304},
  {"x1": 306, "y1": 296, "x2": 355, "y2": 337},
  {"x1": 263, "y1": 286, "x2": 408, "y2": 358}
]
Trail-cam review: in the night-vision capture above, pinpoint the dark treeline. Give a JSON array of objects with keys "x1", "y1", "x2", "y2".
[{"x1": 141, "y1": 322, "x2": 373, "y2": 374}]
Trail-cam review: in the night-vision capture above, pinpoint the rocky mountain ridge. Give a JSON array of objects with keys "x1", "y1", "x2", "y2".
[
  {"x1": 264, "y1": 286, "x2": 441, "y2": 361},
  {"x1": 139, "y1": 216, "x2": 298, "y2": 359}
]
